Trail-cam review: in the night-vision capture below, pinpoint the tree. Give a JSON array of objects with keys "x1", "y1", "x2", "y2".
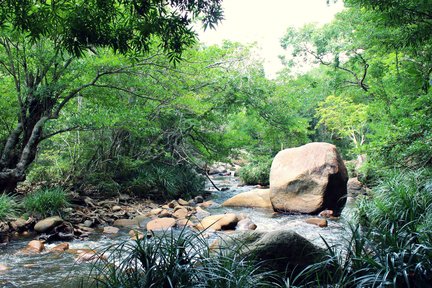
[
  {"x1": 0, "y1": 0, "x2": 223, "y2": 192},
  {"x1": 316, "y1": 94, "x2": 368, "y2": 153}
]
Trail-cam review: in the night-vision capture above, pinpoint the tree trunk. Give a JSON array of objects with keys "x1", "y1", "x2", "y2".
[{"x1": 0, "y1": 113, "x2": 48, "y2": 193}]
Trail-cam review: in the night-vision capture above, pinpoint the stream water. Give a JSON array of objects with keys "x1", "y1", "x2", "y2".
[{"x1": 0, "y1": 175, "x2": 355, "y2": 288}]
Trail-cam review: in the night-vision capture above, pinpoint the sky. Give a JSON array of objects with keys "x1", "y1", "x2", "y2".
[{"x1": 198, "y1": 0, "x2": 344, "y2": 78}]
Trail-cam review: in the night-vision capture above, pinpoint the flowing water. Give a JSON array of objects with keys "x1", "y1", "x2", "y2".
[{"x1": 0, "y1": 175, "x2": 355, "y2": 287}]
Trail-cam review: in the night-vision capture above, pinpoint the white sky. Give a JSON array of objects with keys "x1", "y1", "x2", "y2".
[{"x1": 198, "y1": 0, "x2": 344, "y2": 78}]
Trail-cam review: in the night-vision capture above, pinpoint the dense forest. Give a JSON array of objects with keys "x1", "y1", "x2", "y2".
[{"x1": 0, "y1": 0, "x2": 431, "y2": 287}]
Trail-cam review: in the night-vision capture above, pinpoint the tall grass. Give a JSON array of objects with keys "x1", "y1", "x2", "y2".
[
  {"x1": 0, "y1": 193, "x2": 19, "y2": 220},
  {"x1": 84, "y1": 229, "x2": 275, "y2": 288},
  {"x1": 23, "y1": 187, "x2": 69, "y2": 217},
  {"x1": 284, "y1": 169, "x2": 432, "y2": 287}
]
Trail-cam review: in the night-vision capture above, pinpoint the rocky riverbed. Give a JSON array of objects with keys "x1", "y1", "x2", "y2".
[{"x1": 0, "y1": 175, "x2": 356, "y2": 287}]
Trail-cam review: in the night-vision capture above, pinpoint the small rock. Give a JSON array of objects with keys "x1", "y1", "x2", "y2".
[
  {"x1": 34, "y1": 216, "x2": 63, "y2": 233},
  {"x1": 113, "y1": 219, "x2": 137, "y2": 228},
  {"x1": 133, "y1": 215, "x2": 151, "y2": 229},
  {"x1": 194, "y1": 206, "x2": 210, "y2": 220},
  {"x1": 198, "y1": 200, "x2": 215, "y2": 208},
  {"x1": 236, "y1": 218, "x2": 257, "y2": 231},
  {"x1": 62, "y1": 207, "x2": 74, "y2": 214},
  {"x1": 112, "y1": 205, "x2": 122, "y2": 212},
  {"x1": 20, "y1": 231, "x2": 33, "y2": 237},
  {"x1": 194, "y1": 195, "x2": 204, "y2": 203},
  {"x1": 161, "y1": 205, "x2": 170, "y2": 209},
  {"x1": 103, "y1": 226, "x2": 119, "y2": 234},
  {"x1": 318, "y1": 210, "x2": 334, "y2": 218},
  {"x1": 9, "y1": 218, "x2": 27, "y2": 231},
  {"x1": 50, "y1": 242, "x2": 70, "y2": 253},
  {"x1": 146, "y1": 218, "x2": 176, "y2": 232},
  {"x1": 168, "y1": 200, "x2": 179, "y2": 208},
  {"x1": 196, "y1": 213, "x2": 239, "y2": 231},
  {"x1": 83, "y1": 220, "x2": 93, "y2": 227},
  {"x1": 128, "y1": 230, "x2": 145, "y2": 240},
  {"x1": 177, "y1": 198, "x2": 189, "y2": 206},
  {"x1": 158, "y1": 209, "x2": 172, "y2": 218},
  {"x1": 172, "y1": 208, "x2": 188, "y2": 219},
  {"x1": 75, "y1": 250, "x2": 99, "y2": 263},
  {"x1": 305, "y1": 218, "x2": 328, "y2": 228},
  {"x1": 176, "y1": 218, "x2": 195, "y2": 228},
  {"x1": 150, "y1": 208, "x2": 163, "y2": 215}
]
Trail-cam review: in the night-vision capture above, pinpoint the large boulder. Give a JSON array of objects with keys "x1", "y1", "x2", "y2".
[
  {"x1": 232, "y1": 230, "x2": 326, "y2": 272},
  {"x1": 270, "y1": 142, "x2": 348, "y2": 215},
  {"x1": 222, "y1": 189, "x2": 272, "y2": 209}
]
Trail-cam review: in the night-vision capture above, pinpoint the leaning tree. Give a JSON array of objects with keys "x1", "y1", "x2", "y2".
[{"x1": 0, "y1": 0, "x2": 223, "y2": 192}]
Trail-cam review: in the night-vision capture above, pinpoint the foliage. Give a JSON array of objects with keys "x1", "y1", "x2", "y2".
[
  {"x1": 317, "y1": 94, "x2": 368, "y2": 153},
  {"x1": 118, "y1": 160, "x2": 205, "y2": 201},
  {"x1": 0, "y1": 193, "x2": 19, "y2": 220},
  {"x1": 0, "y1": 0, "x2": 223, "y2": 193},
  {"x1": 357, "y1": 169, "x2": 432, "y2": 235},
  {"x1": 0, "y1": 0, "x2": 223, "y2": 59},
  {"x1": 84, "y1": 229, "x2": 275, "y2": 288},
  {"x1": 23, "y1": 187, "x2": 69, "y2": 217},
  {"x1": 239, "y1": 155, "x2": 273, "y2": 186}
]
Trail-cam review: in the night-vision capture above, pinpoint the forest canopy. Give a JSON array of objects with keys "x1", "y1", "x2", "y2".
[{"x1": 0, "y1": 0, "x2": 430, "y2": 194}]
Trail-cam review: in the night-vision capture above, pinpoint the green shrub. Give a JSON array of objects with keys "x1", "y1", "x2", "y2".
[
  {"x1": 357, "y1": 169, "x2": 432, "y2": 233},
  {"x1": 84, "y1": 230, "x2": 275, "y2": 288},
  {"x1": 0, "y1": 194, "x2": 19, "y2": 220},
  {"x1": 124, "y1": 163, "x2": 205, "y2": 201},
  {"x1": 80, "y1": 157, "x2": 205, "y2": 201},
  {"x1": 239, "y1": 156, "x2": 272, "y2": 186},
  {"x1": 23, "y1": 187, "x2": 69, "y2": 217}
]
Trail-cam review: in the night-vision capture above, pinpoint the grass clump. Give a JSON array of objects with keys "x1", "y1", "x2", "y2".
[
  {"x1": 85, "y1": 229, "x2": 275, "y2": 288},
  {"x1": 0, "y1": 194, "x2": 19, "y2": 220},
  {"x1": 284, "y1": 169, "x2": 432, "y2": 287},
  {"x1": 239, "y1": 155, "x2": 272, "y2": 186},
  {"x1": 23, "y1": 187, "x2": 69, "y2": 217}
]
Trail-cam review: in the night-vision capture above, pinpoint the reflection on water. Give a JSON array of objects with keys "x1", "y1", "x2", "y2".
[{"x1": 0, "y1": 175, "x2": 355, "y2": 287}]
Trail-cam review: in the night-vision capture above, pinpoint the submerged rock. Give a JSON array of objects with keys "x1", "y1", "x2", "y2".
[
  {"x1": 21, "y1": 240, "x2": 45, "y2": 254},
  {"x1": 113, "y1": 218, "x2": 137, "y2": 228},
  {"x1": 50, "y1": 242, "x2": 70, "y2": 253},
  {"x1": 270, "y1": 142, "x2": 348, "y2": 215},
  {"x1": 305, "y1": 218, "x2": 328, "y2": 228},
  {"x1": 103, "y1": 226, "x2": 119, "y2": 234}
]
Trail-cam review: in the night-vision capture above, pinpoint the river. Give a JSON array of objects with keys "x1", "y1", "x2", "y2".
[{"x1": 0, "y1": 175, "x2": 355, "y2": 287}]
